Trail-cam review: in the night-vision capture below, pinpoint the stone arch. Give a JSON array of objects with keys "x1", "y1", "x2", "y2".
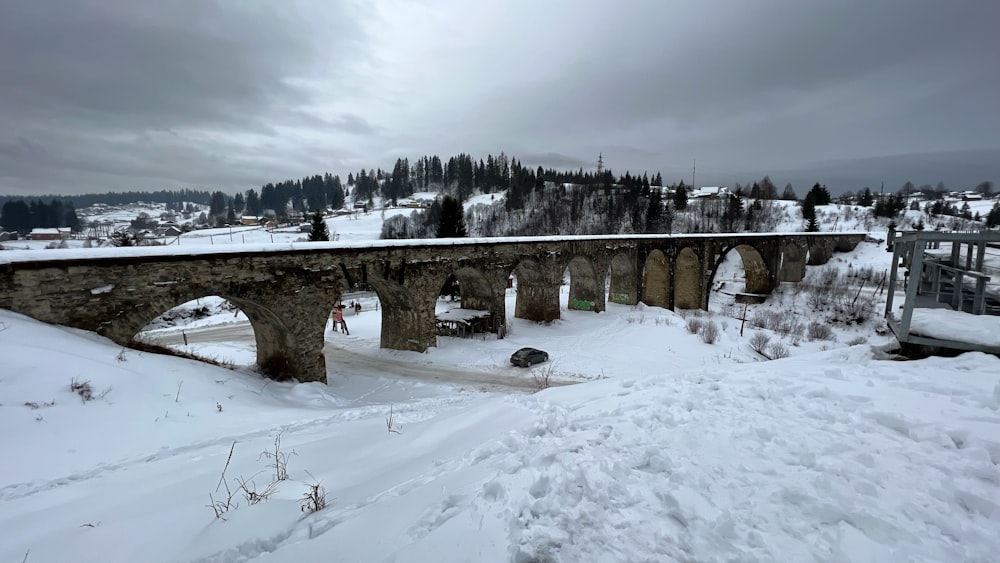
[
  {"x1": 608, "y1": 253, "x2": 637, "y2": 305},
  {"x1": 674, "y1": 247, "x2": 702, "y2": 310},
  {"x1": 777, "y1": 242, "x2": 807, "y2": 282},
  {"x1": 432, "y1": 265, "x2": 505, "y2": 335},
  {"x1": 451, "y1": 266, "x2": 496, "y2": 311},
  {"x1": 708, "y1": 244, "x2": 771, "y2": 295},
  {"x1": 835, "y1": 236, "x2": 860, "y2": 252},
  {"x1": 807, "y1": 238, "x2": 836, "y2": 265},
  {"x1": 641, "y1": 249, "x2": 670, "y2": 309},
  {"x1": 564, "y1": 255, "x2": 602, "y2": 311},
  {"x1": 125, "y1": 290, "x2": 309, "y2": 380}
]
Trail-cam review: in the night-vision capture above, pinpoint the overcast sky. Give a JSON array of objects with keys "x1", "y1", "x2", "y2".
[{"x1": 1, "y1": 0, "x2": 998, "y2": 196}]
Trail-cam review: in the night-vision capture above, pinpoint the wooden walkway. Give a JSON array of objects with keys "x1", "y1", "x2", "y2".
[{"x1": 885, "y1": 230, "x2": 1000, "y2": 354}]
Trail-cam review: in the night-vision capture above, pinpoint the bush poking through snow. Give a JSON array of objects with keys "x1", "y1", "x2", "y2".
[
  {"x1": 749, "y1": 332, "x2": 771, "y2": 354},
  {"x1": 70, "y1": 378, "x2": 110, "y2": 403},
  {"x1": 209, "y1": 434, "x2": 301, "y2": 518},
  {"x1": 533, "y1": 363, "x2": 556, "y2": 391},
  {"x1": 807, "y1": 321, "x2": 834, "y2": 341},
  {"x1": 24, "y1": 400, "x2": 56, "y2": 409},
  {"x1": 386, "y1": 405, "x2": 403, "y2": 434},
  {"x1": 300, "y1": 478, "x2": 327, "y2": 513},
  {"x1": 847, "y1": 336, "x2": 868, "y2": 346},
  {"x1": 208, "y1": 442, "x2": 239, "y2": 520},
  {"x1": 767, "y1": 342, "x2": 790, "y2": 359},
  {"x1": 686, "y1": 318, "x2": 703, "y2": 334},
  {"x1": 699, "y1": 321, "x2": 720, "y2": 344},
  {"x1": 236, "y1": 474, "x2": 278, "y2": 506},
  {"x1": 750, "y1": 310, "x2": 804, "y2": 337},
  {"x1": 259, "y1": 431, "x2": 296, "y2": 482},
  {"x1": 625, "y1": 313, "x2": 647, "y2": 324}
]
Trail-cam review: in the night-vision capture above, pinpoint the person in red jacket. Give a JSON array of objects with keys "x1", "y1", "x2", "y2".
[{"x1": 332, "y1": 306, "x2": 349, "y2": 335}]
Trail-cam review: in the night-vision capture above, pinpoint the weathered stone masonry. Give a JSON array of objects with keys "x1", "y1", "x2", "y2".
[{"x1": 0, "y1": 233, "x2": 864, "y2": 383}]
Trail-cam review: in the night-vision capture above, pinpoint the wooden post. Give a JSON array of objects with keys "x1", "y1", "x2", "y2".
[
  {"x1": 899, "y1": 239, "x2": 926, "y2": 339},
  {"x1": 884, "y1": 238, "x2": 904, "y2": 317}
]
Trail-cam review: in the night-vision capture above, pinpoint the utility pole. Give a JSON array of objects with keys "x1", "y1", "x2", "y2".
[
  {"x1": 597, "y1": 153, "x2": 604, "y2": 181},
  {"x1": 692, "y1": 159, "x2": 696, "y2": 190}
]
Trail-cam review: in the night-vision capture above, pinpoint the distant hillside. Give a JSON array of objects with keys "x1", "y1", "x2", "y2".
[{"x1": 759, "y1": 149, "x2": 1000, "y2": 196}]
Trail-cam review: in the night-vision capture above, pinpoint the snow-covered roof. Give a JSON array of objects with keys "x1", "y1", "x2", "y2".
[
  {"x1": 436, "y1": 308, "x2": 492, "y2": 322},
  {"x1": 691, "y1": 186, "x2": 731, "y2": 198}
]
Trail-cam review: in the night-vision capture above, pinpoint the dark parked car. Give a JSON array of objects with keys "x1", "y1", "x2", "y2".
[{"x1": 510, "y1": 347, "x2": 549, "y2": 368}]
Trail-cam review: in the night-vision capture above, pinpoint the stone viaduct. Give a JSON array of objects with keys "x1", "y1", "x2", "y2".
[{"x1": 0, "y1": 232, "x2": 864, "y2": 383}]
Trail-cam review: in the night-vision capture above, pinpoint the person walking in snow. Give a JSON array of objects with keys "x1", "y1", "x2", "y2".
[
  {"x1": 332, "y1": 306, "x2": 344, "y2": 333},
  {"x1": 335, "y1": 306, "x2": 349, "y2": 335}
]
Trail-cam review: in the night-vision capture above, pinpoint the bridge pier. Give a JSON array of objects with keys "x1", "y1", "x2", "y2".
[
  {"x1": 513, "y1": 258, "x2": 561, "y2": 322},
  {"x1": 777, "y1": 242, "x2": 808, "y2": 282},
  {"x1": 607, "y1": 253, "x2": 638, "y2": 305},
  {"x1": 566, "y1": 255, "x2": 604, "y2": 312}
]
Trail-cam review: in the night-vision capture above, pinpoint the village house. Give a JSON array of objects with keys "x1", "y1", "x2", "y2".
[
  {"x1": 691, "y1": 186, "x2": 732, "y2": 199},
  {"x1": 27, "y1": 227, "x2": 71, "y2": 241},
  {"x1": 153, "y1": 224, "x2": 183, "y2": 237}
]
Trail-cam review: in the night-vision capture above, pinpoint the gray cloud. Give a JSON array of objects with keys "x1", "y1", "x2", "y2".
[{"x1": 1, "y1": 0, "x2": 998, "y2": 195}]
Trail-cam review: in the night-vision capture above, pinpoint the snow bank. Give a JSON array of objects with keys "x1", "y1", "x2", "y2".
[
  {"x1": 909, "y1": 308, "x2": 1000, "y2": 347},
  {"x1": 2, "y1": 309, "x2": 999, "y2": 562}
]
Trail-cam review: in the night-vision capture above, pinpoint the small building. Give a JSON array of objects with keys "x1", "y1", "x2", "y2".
[
  {"x1": 28, "y1": 228, "x2": 70, "y2": 241},
  {"x1": 435, "y1": 309, "x2": 496, "y2": 338},
  {"x1": 154, "y1": 224, "x2": 183, "y2": 237},
  {"x1": 240, "y1": 216, "x2": 263, "y2": 226},
  {"x1": 691, "y1": 186, "x2": 731, "y2": 199}
]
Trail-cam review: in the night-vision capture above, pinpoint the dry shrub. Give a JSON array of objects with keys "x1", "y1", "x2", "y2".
[
  {"x1": 699, "y1": 321, "x2": 720, "y2": 344},
  {"x1": 750, "y1": 310, "x2": 804, "y2": 337},
  {"x1": 749, "y1": 332, "x2": 771, "y2": 354},
  {"x1": 301, "y1": 480, "x2": 327, "y2": 513},
  {"x1": 533, "y1": 363, "x2": 556, "y2": 391},
  {"x1": 767, "y1": 342, "x2": 790, "y2": 359},
  {"x1": 236, "y1": 474, "x2": 278, "y2": 505},
  {"x1": 807, "y1": 321, "x2": 834, "y2": 341},
  {"x1": 70, "y1": 378, "x2": 111, "y2": 403},
  {"x1": 259, "y1": 431, "x2": 296, "y2": 482},
  {"x1": 686, "y1": 318, "x2": 703, "y2": 334}
]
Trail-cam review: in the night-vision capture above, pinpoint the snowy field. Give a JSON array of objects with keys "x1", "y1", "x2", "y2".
[{"x1": 2, "y1": 197, "x2": 1000, "y2": 562}]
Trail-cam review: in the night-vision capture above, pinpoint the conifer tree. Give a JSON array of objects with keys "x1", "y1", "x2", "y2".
[
  {"x1": 673, "y1": 181, "x2": 688, "y2": 211},
  {"x1": 781, "y1": 183, "x2": 797, "y2": 201},
  {"x1": 308, "y1": 210, "x2": 330, "y2": 241},
  {"x1": 436, "y1": 196, "x2": 468, "y2": 238},
  {"x1": 858, "y1": 187, "x2": 874, "y2": 207}
]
